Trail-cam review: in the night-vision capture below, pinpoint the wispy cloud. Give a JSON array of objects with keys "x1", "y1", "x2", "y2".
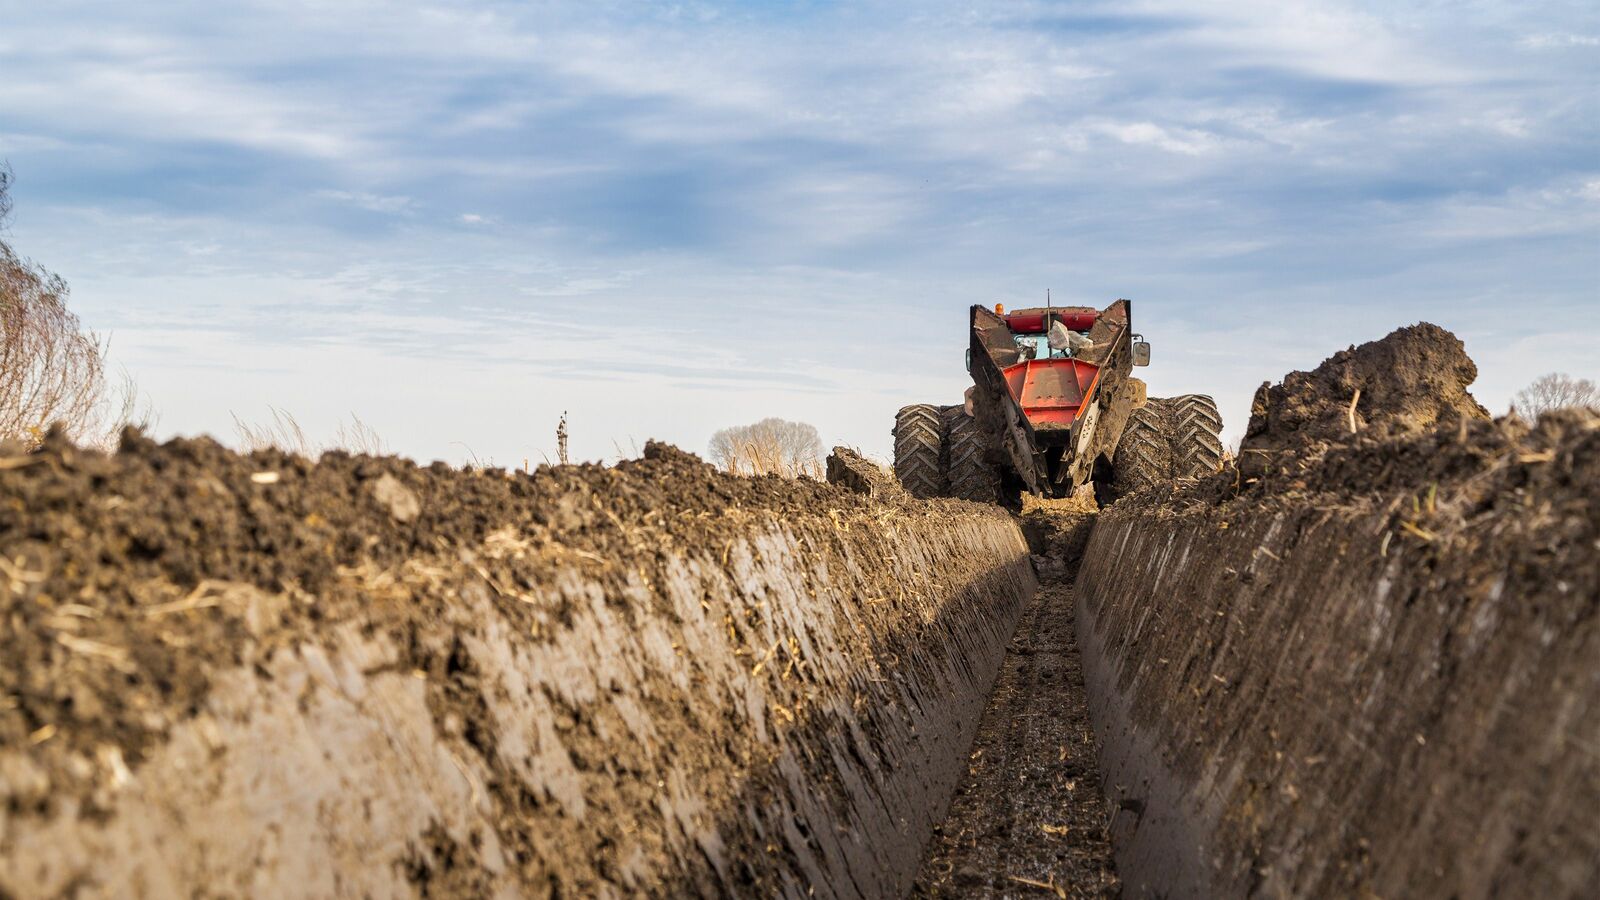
[
  {"x1": 3, "y1": 0, "x2": 1595, "y2": 463},
  {"x1": 316, "y1": 190, "x2": 414, "y2": 214},
  {"x1": 1518, "y1": 33, "x2": 1600, "y2": 49}
]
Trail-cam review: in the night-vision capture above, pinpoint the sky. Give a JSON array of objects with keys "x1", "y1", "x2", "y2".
[{"x1": 2, "y1": 0, "x2": 1596, "y2": 466}]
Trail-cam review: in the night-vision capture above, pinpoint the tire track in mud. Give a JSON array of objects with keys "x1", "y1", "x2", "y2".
[{"x1": 914, "y1": 576, "x2": 1119, "y2": 898}]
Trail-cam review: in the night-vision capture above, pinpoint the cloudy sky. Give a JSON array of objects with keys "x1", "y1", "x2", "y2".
[{"x1": 2, "y1": 0, "x2": 1596, "y2": 465}]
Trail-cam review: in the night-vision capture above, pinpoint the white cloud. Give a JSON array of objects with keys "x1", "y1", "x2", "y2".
[
  {"x1": 0, "y1": 55, "x2": 363, "y2": 160},
  {"x1": 1094, "y1": 120, "x2": 1221, "y2": 156},
  {"x1": 316, "y1": 191, "x2": 414, "y2": 214},
  {"x1": 1126, "y1": 0, "x2": 1469, "y2": 85},
  {"x1": 1518, "y1": 33, "x2": 1600, "y2": 49}
]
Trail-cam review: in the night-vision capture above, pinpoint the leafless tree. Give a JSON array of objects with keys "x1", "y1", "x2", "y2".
[
  {"x1": 709, "y1": 417, "x2": 823, "y2": 478},
  {"x1": 0, "y1": 164, "x2": 11, "y2": 225},
  {"x1": 1, "y1": 172, "x2": 144, "y2": 448},
  {"x1": 1511, "y1": 373, "x2": 1598, "y2": 418}
]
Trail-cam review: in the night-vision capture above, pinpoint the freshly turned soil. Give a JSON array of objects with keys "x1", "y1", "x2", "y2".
[
  {"x1": 1075, "y1": 320, "x2": 1598, "y2": 898},
  {"x1": 0, "y1": 432, "x2": 1035, "y2": 897},
  {"x1": 915, "y1": 577, "x2": 1118, "y2": 898},
  {"x1": 1238, "y1": 321, "x2": 1489, "y2": 480}
]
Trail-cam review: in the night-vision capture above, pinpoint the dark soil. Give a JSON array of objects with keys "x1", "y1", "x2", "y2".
[
  {"x1": 1017, "y1": 496, "x2": 1097, "y2": 573},
  {"x1": 1, "y1": 428, "x2": 1031, "y2": 897},
  {"x1": 915, "y1": 577, "x2": 1119, "y2": 898},
  {"x1": 0, "y1": 432, "x2": 857, "y2": 782},
  {"x1": 1074, "y1": 312, "x2": 1599, "y2": 898},
  {"x1": 1117, "y1": 323, "x2": 1512, "y2": 513},
  {"x1": 1238, "y1": 322, "x2": 1488, "y2": 480},
  {"x1": 825, "y1": 445, "x2": 906, "y2": 498}
]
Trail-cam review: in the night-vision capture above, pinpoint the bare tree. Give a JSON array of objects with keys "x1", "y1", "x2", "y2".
[
  {"x1": 1511, "y1": 373, "x2": 1598, "y2": 418},
  {"x1": 1, "y1": 172, "x2": 144, "y2": 448},
  {"x1": 709, "y1": 417, "x2": 823, "y2": 478}
]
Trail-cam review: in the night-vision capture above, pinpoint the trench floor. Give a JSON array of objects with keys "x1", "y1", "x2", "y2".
[{"x1": 913, "y1": 575, "x2": 1120, "y2": 898}]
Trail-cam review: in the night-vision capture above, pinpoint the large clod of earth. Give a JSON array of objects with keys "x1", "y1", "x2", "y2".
[
  {"x1": 1239, "y1": 321, "x2": 1490, "y2": 478},
  {"x1": 0, "y1": 434, "x2": 1035, "y2": 897}
]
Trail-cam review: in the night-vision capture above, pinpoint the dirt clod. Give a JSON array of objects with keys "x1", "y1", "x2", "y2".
[
  {"x1": 825, "y1": 446, "x2": 905, "y2": 499},
  {"x1": 370, "y1": 473, "x2": 421, "y2": 522},
  {"x1": 1239, "y1": 322, "x2": 1489, "y2": 479}
]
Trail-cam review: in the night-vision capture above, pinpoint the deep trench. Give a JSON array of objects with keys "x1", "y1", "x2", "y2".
[{"x1": 913, "y1": 574, "x2": 1120, "y2": 897}]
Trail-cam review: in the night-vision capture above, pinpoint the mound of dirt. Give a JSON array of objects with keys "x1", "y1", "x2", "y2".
[
  {"x1": 1080, "y1": 406, "x2": 1598, "y2": 898},
  {"x1": 0, "y1": 431, "x2": 837, "y2": 772},
  {"x1": 1061, "y1": 319, "x2": 1597, "y2": 896},
  {"x1": 0, "y1": 430, "x2": 1034, "y2": 897},
  {"x1": 825, "y1": 446, "x2": 905, "y2": 499},
  {"x1": 1239, "y1": 323, "x2": 1488, "y2": 479}
]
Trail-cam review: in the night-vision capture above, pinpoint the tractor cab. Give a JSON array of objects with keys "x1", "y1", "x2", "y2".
[{"x1": 1013, "y1": 332, "x2": 1061, "y2": 361}]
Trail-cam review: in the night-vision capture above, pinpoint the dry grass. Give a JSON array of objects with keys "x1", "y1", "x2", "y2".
[{"x1": 233, "y1": 408, "x2": 388, "y2": 457}]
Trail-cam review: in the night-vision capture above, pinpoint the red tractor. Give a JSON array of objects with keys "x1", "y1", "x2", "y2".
[{"x1": 894, "y1": 300, "x2": 1223, "y2": 505}]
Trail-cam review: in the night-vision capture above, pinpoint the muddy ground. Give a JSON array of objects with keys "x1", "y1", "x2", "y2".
[
  {"x1": 914, "y1": 577, "x2": 1118, "y2": 898},
  {"x1": 1076, "y1": 323, "x2": 1598, "y2": 898},
  {"x1": 0, "y1": 433, "x2": 1034, "y2": 897}
]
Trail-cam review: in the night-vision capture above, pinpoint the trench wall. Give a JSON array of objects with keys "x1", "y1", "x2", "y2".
[
  {"x1": 1076, "y1": 470, "x2": 1598, "y2": 898},
  {"x1": 0, "y1": 442, "x2": 1034, "y2": 898}
]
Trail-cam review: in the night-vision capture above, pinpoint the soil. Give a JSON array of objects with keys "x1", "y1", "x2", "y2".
[
  {"x1": 914, "y1": 576, "x2": 1119, "y2": 898},
  {"x1": 1016, "y1": 493, "x2": 1097, "y2": 574},
  {"x1": 1238, "y1": 322, "x2": 1489, "y2": 480},
  {"x1": 1077, "y1": 388, "x2": 1599, "y2": 896},
  {"x1": 825, "y1": 445, "x2": 905, "y2": 499},
  {"x1": 0, "y1": 428, "x2": 1035, "y2": 897},
  {"x1": 0, "y1": 431, "x2": 842, "y2": 778}
]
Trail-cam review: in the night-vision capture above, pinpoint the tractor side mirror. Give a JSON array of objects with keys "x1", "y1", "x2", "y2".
[
  {"x1": 1132, "y1": 339, "x2": 1151, "y2": 367},
  {"x1": 965, "y1": 347, "x2": 972, "y2": 373}
]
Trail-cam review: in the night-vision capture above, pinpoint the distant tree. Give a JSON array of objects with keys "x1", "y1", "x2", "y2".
[
  {"x1": 709, "y1": 417, "x2": 823, "y2": 477},
  {"x1": 1511, "y1": 373, "x2": 1598, "y2": 418},
  {"x1": 1, "y1": 170, "x2": 144, "y2": 448}
]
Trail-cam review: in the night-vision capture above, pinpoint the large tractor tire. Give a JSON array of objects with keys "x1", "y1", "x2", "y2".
[
  {"x1": 942, "y1": 406, "x2": 1001, "y2": 504},
  {"x1": 893, "y1": 404, "x2": 946, "y2": 498},
  {"x1": 1111, "y1": 398, "x2": 1172, "y2": 499},
  {"x1": 1167, "y1": 394, "x2": 1225, "y2": 479}
]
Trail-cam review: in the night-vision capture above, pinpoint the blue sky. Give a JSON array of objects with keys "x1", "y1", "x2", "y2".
[{"x1": 3, "y1": 0, "x2": 1596, "y2": 465}]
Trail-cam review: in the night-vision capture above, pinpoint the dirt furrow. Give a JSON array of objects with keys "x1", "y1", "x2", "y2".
[
  {"x1": 914, "y1": 576, "x2": 1119, "y2": 898},
  {"x1": 0, "y1": 436, "x2": 1037, "y2": 897}
]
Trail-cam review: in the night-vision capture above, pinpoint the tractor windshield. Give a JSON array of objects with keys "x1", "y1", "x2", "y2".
[{"x1": 1013, "y1": 333, "x2": 1067, "y2": 361}]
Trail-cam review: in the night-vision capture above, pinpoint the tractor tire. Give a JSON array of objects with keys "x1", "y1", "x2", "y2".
[
  {"x1": 893, "y1": 404, "x2": 946, "y2": 499},
  {"x1": 942, "y1": 406, "x2": 1001, "y2": 504},
  {"x1": 1111, "y1": 398, "x2": 1172, "y2": 499},
  {"x1": 1167, "y1": 394, "x2": 1225, "y2": 479}
]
